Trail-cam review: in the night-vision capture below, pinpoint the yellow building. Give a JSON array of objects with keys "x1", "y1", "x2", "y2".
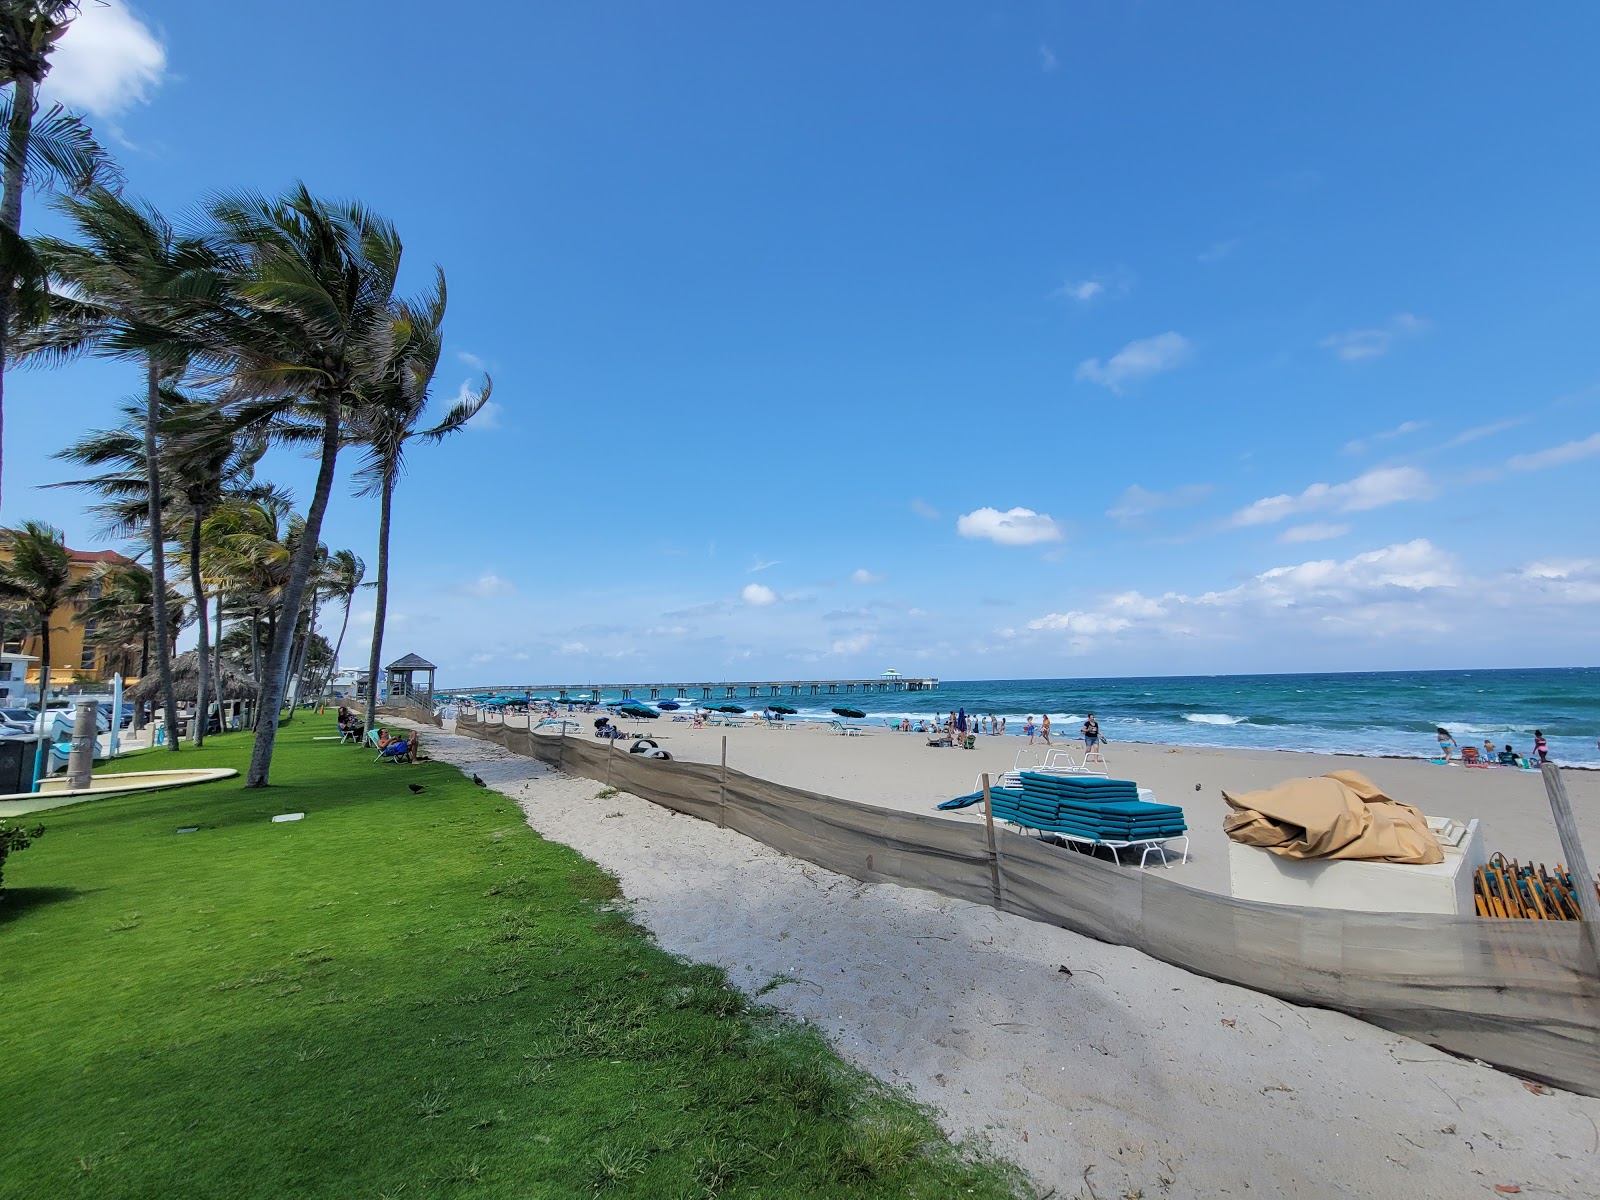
[{"x1": 0, "y1": 546, "x2": 143, "y2": 696}]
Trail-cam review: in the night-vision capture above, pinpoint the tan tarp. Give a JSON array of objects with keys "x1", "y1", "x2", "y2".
[
  {"x1": 1222, "y1": 770, "x2": 1442, "y2": 864},
  {"x1": 451, "y1": 710, "x2": 1600, "y2": 1097}
]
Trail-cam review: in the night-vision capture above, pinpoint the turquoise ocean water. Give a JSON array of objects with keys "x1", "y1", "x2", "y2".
[{"x1": 620, "y1": 668, "x2": 1598, "y2": 767}]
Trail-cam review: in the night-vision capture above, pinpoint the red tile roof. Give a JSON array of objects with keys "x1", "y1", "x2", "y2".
[{"x1": 68, "y1": 548, "x2": 138, "y2": 566}]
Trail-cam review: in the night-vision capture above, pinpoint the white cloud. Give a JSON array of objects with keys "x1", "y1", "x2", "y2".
[
  {"x1": 1058, "y1": 279, "x2": 1102, "y2": 302},
  {"x1": 457, "y1": 572, "x2": 513, "y2": 598},
  {"x1": 1231, "y1": 466, "x2": 1435, "y2": 527},
  {"x1": 849, "y1": 569, "x2": 884, "y2": 584},
  {"x1": 1279, "y1": 522, "x2": 1351, "y2": 544},
  {"x1": 747, "y1": 559, "x2": 781, "y2": 573},
  {"x1": 1342, "y1": 420, "x2": 1427, "y2": 455},
  {"x1": 558, "y1": 641, "x2": 588, "y2": 654},
  {"x1": 1319, "y1": 313, "x2": 1428, "y2": 361},
  {"x1": 829, "y1": 633, "x2": 874, "y2": 656},
  {"x1": 956, "y1": 506, "x2": 1064, "y2": 546},
  {"x1": 45, "y1": 1, "x2": 166, "y2": 119},
  {"x1": 1198, "y1": 238, "x2": 1241, "y2": 264},
  {"x1": 910, "y1": 498, "x2": 940, "y2": 519},
  {"x1": 1507, "y1": 432, "x2": 1600, "y2": 472},
  {"x1": 1039, "y1": 44, "x2": 1058, "y2": 72},
  {"x1": 457, "y1": 351, "x2": 486, "y2": 370},
  {"x1": 1107, "y1": 482, "x2": 1211, "y2": 522},
  {"x1": 1076, "y1": 332, "x2": 1192, "y2": 392},
  {"x1": 1444, "y1": 418, "x2": 1523, "y2": 449},
  {"x1": 1027, "y1": 611, "x2": 1131, "y2": 636},
  {"x1": 741, "y1": 583, "x2": 777, "y2": 606}
]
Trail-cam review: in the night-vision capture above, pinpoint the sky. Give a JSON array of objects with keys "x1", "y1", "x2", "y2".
[{"x1": 4, "y1": 1, "x2": 1599, "y2": 687}]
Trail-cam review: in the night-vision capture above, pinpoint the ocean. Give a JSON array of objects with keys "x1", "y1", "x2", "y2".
[{"x1": 715, "y1": 668, "x2": 1599, "y2": 768}]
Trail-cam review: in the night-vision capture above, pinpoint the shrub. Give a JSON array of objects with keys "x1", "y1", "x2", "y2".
[{"x1": 0, "y1": 822, "x2": 44, "y2": 890}]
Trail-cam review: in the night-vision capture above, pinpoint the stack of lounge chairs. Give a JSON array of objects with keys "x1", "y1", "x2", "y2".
[{"x1": 1008, "y1": 772, "x2": 1188, "y2": 867}]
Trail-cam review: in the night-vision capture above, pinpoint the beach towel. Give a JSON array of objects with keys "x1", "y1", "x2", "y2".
[{"x1": 1222, "y1": 770, "x2": 1442, "y2": 864}]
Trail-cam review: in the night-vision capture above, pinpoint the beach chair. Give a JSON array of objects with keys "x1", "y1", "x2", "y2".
[
  {"x1": 338, "y1": 722, "x2": 363, "y2": 745},
  {"x1": 1079, "y1": 748, "x2": 1110, "y2": 776},
  {"x1": 375, "y1": 735, "x2": 415, "y2": 764}
]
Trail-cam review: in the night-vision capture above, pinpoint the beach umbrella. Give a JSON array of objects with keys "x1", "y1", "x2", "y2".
[
  {"x1": 658, "y1": 700, "x2": 680, "y2": 710},
  {"x1": 832, "y1": 706, "x2": 866, "y2": 719},
  {"x1": 768, "y1": 704, "x2": 797, "y2": 715},
  {"x1": 714, "y1": 704, "x2": 746, "y2": 714},
  {"x1": 620, "y1": 705, "x2": 657, "y2": 719}
]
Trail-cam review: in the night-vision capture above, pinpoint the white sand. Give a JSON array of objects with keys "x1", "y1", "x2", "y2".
[
  {"x1": 412, "y1": 720, "x2": 1600, "y2": 1198},
  {"x1": 591, "y1": 719, "x2": 1600, "y2": 895}
]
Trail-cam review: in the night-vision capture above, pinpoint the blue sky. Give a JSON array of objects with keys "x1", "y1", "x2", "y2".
[{"x1": 7, "y1": 1, "x2": 1600, "y2": 685}]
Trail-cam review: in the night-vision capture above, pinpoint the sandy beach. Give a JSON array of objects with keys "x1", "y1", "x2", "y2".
[
  {"x1": 409, "y1": 717, "x2": 1600, "y2": 1197},
  {"x1": 548, "y1": 716, "x2": 1600, "y2": 896}
]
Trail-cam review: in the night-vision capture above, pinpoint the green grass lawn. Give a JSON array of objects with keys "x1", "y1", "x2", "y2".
[{"x1": 0, "y1": 722, "x2": 1022, "y2": 1199}]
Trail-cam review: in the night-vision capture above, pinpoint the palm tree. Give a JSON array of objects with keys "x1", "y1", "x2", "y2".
[
  {"x1": 317, "y1": 548, "x2": 364, "y2": 697},
  {"x1": 349, "y1": 272, "x2": 489, "y2": 731},
  {"x1": 67, "y1": 560, "x2": 184, "y2": 683},
  {"x1": 196, "y1": 184, "x2": 404, "y2": 786},
  {"x1": 51, "y1": 389, "x2": 263, "y2": 746},
  {"x1": 0, "y1": 519, "x2": 71, "y2": 779},
  {"x1": 0, "y1": 0, "x2": 113, "y2": 506},
  {"x1": 25, "y1": 190, "x2": 223, "y2": 751}
]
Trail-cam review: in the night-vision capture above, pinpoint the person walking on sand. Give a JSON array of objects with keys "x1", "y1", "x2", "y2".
[
  {"x1": 1436, "y1": 727, "x2": 1457, "y2": 762},
  {"x1": 1025, "y1": 715, "x2": 1037, "y2": 744},
  {"x1": 1082, "y1": 713, "x2": 1101, "y2": 750},
  {"x1": 1534, "y1": 730, "x2": 1549, "y2": 764},
  {"x1": 1040, "y1": 714, "x2": 1052, "y2": 744}
]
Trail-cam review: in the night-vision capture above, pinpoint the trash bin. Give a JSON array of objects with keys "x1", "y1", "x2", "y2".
[{"x1": 0, "y1": 736, "x2": 42, "y2": 794}]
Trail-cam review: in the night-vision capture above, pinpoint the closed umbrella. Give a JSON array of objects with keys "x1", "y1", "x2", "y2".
[{"x1": 831, "y1": 706, "x2": 866, "y2": 720}]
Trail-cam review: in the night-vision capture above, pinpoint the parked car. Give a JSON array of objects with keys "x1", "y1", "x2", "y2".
[{"x1": 0, "y1": 707, "x2": 38, "y2": 733}]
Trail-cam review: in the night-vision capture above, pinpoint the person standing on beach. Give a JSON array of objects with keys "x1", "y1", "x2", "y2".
[
  {"x1": 1024, "y1": 716, "x2": 1036, "y2": 744},
  {"x1": 1040, "y1": 714, "x2": 1051, "y2": 744},
  {"x1": 1082, "y1": 713, "x2": 1101, "y2": 750},
  {"x1": 1534, "y1": 730, "x2": 1549, "y2": 763},
  {"x1": 1436, "y1": 727, "x2": 1457, "y2": 762}
]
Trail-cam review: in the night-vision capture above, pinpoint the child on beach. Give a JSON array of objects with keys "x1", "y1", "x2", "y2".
[{"x1": 1025, "y1": 716, "x2": 1036, "y2": 744}]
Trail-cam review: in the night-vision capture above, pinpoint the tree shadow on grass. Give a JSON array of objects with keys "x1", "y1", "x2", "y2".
[{"x1": 0, "y1": 885, "x2": 101, "y2": 925}]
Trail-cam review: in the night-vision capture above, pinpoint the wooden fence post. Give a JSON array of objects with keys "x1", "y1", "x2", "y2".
[
  {"x1": 718, "y1": 735, "x2": 728, "y2": 828},
  {"x1": 606, "y1": 733, "x2": 614, "y2": 788},
  {"x1": 981, "y1": 772, "x2": 1005, "y2": 910},
  {"x1": 1541, "y1": 762, "x2": 1600, "y2": 969}
]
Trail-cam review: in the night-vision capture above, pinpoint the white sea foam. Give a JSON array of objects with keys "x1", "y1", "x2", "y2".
[{"x1": 1185, "y1": 713, "x2": 1245, "y2": 725}]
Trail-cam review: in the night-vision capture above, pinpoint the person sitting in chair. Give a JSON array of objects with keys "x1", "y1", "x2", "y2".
[{"x1": 378, "y1": 732, "x2": 417, "y2": 763}]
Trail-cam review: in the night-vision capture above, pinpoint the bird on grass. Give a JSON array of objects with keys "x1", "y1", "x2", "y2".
[
  {"x1": 472, "y1": 773, "x2": 486, "y2": 787},
  {"x1": 408, "y1": 783, "x2": 425, "y2": 794}
]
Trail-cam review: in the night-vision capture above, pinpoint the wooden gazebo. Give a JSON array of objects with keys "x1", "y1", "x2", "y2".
[{"x1": 384, "y1": 652, "x2": 437, "y2": 708}]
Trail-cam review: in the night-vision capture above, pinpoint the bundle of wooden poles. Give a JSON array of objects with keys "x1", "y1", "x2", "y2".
[{"x1": 1474, "y1": 853, "x2": 1600, "y2": 920}]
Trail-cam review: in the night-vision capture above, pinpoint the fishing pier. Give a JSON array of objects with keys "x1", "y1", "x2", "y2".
[{"x1": 440, "y1": 675, "x2": 940, "y2": 702}]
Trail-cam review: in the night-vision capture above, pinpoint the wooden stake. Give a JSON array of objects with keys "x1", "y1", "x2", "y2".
[
  {"x1": 1541, "y1": 762, "x2": 1600, "y2": 967},
  {"x1": 606, "y1": 733, "x2": 614, "y2": 788},
  {"x1": 718, "y1": 735, "x2": 728, "y2": 828},
  {"x1": 981, "y1": 772, "x2": 1005, "y2": 910}
]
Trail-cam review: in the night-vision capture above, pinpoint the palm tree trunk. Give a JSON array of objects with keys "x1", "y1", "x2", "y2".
[
  {"x1": 327, "y1": 595, "x2": 353, "y2": 698},
  {"x1": 213, "y1": 596, "x2": 223, "y2": 715},
  {"x1": 188, "y1": 510, "x2": 210, "y2": 747},
  {"x1": 0, "y1": 75, "x2": 35, "y2": 512},
  {"x1": 245, "y1": 396, "x2": 342, "y2": 787},
  {"x1": 283, "y1": 586, "x2": 318, "y2": 721},
  {"x1": 141, "y1": 358, "x2": 181, "y2": 752},
  {"x1": 363, "y1": 477, "x2": 394, "y2": 733},
  {"x1": 249, "y1": 606, "x2": 261, "y2": 683}
]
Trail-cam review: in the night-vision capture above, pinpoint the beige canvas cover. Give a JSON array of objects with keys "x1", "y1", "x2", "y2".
[{"x1": 1222, "y1": 769, "x2": 1442, "y2": 864}]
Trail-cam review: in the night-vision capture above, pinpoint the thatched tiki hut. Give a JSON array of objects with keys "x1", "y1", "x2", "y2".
[{"x1": 127, "y1": 651, "x2": 258, "y2": 734}]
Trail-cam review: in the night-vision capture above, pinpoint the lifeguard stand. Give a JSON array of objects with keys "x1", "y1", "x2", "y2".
[{"x1": 384, "y1": 653, "x2": 437, "y2": 709}]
